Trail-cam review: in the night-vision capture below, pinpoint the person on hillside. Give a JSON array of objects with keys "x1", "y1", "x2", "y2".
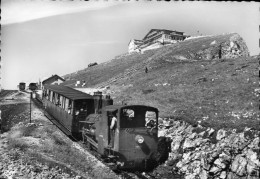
[
  {"x1": 82, "y1": 80, "x2": 86, "y2": 87},
  {"x1": 145, "y1": 67, "x2": 148, "y2": 73}
]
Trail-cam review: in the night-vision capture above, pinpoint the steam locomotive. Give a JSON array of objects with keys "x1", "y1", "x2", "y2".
[{"x1": 41, "y1": 85, "x2": 171, "y2": 171}]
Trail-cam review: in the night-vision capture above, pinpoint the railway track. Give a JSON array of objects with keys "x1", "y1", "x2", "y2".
[{"x1": 31, "y1": 97, "x2": 156, "y2": 179}]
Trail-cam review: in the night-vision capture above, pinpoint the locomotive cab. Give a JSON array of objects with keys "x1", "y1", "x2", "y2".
[{"x1": 97, "y1": 105, "x2": 159, "y2": 171}]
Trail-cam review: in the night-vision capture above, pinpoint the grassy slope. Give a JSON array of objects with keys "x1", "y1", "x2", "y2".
[
  {"x1": 116, "y1": 56, "x2": 259, "y2": 131},
  {"x1": 63, "y1": 33, "x2": 259, "y2": 131}
]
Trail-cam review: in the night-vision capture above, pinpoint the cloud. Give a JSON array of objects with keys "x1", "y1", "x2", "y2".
[{"x1": 1, "y1": 0, "x2": 120, "y2": 25}]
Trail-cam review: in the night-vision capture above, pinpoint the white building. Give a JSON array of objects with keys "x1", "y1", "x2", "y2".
[{"x1": 128, "y1": 29, "x2": 189, "y2": 53}]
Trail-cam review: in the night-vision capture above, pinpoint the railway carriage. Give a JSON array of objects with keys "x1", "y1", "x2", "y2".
[
  {"x1": 42, "y1": 85, "x2": 96, "y2": 137},
  {"x1": 29, "y1": 83, "x2": 37, "y2": 91},
  {"x1": 18, "y1": 82, "x2": 26, "y2": 91}
]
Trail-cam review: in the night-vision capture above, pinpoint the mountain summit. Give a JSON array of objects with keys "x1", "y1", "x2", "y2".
[{"x1": 62, "y1": 33, "x2": 258, "y2": 131}]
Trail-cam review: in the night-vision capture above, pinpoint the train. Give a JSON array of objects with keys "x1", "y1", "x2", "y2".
[
  {"x1": 41, "y1": 84, "x2": 171, "y2": 171},
  {"x1": 18, "y1": 82, "x2": 26, "y2": 91},
  {"x1": 29, "y1": 83, "x2": 38, "y2": 91}
]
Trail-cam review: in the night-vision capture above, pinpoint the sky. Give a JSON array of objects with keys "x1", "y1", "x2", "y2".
[{"x1": 1, "y1": 1, "x2": 260, "y2": 89}]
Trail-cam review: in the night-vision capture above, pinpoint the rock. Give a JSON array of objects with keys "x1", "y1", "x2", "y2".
[
  {"x1": 191, "y1": 151, "x2": 201, "y2": 161},
  {"x1": 247, "y1": 160, "x2": 259, "y2": 177},
  {"x1": 231, "y1": 154, "x2": 247, "y2": 176},
  {"x1": 199, "y1": 169, "x2": 208, "y2": 179},
  {"x1": 216, "y1": 129, "x2": 227, "y2": 141},
  {"x1": 214, "y1": 158, "x2": 227, "y2": 169},
  {"x1": 227, "y1": 172, "x2": 237, "y2": 179},
  {"x1": 43, "y1": 166, "x2": 49, "y2": 170},
  {"x1": 198, "y1": 131, "x2": 206, "y2": 137},
  {"x1": 182, "y1": 152, "x2": 192, "y2": 163},
  {"x1": 219, "y1": 171, "x2": 227, "y2": 179},
  {"x1": 201, "y1": 156, "x2": 211, "y2": 171},
  {"x1": 209, "y1": 166, "x2": 221, "y2": 175},
  {"x1": 207, "y1": 128, "x2": 215, "y2": 136},
  {"x1": 185, "y1": 173, "x2": 196, "y2": 179},
  {"x1": 210, "y1": 40, "x2": 216, "y2": 45},
  {"x1": 183, "y1": 138, "x2": 195, "y2": 150},
  {"x1": 245, "y1": 149, "x2": 259, "y2": 164},
  {"x1": 0, "y1": 174, "x2": 7, "y2": 179},
  {"x1": 219, "y1": 152, "x2": 231, "y2": 165},
  {"x1": 171, "y1": 136, "x2": 184, "y2": 151},
  {"x1": 248, "y1": 137, "x2": 260, "y2": 149}
]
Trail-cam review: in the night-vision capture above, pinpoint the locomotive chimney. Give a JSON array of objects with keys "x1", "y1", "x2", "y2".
[{"x1": 93, "y1": 91, "x2": 102, "y2": 113}]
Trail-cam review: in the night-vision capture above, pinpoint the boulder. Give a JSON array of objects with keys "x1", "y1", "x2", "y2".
[
  {"x1": 171, "y1": 135, "x2": 184, "y2": 151},
  {"x1": 248, "y1": 137, "x2": 260, "y2": 150},
  {"x1": 216, "y1": 129, "x2": 227, "y2": 141},
  {"x1": 231, "y1": 154, "x2": 247, "y2": 176},
  {"x1": 219, "y1": 171, "x2": 227, "y2": 179},
  {"x1": 199, "y1": 169, "x2": 208, "y2": 179},
  {"x1": 214, "y1": 158, "x2": 227, "y2": 169},
  {"x1": 247, "y1": 160, "x2": 259, "y2": 177},
  {"x1": 183, "y1": 138, "x2": 195, "y2": 150},
  {"x1": 209, "y1": 166, "x2": 222, "y2": 175}
]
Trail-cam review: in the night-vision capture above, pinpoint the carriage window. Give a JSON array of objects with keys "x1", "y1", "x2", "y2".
[
  {"x1": 47, "y1": 90, "x2": 50, "y2": 100},
  {"x1": 145, "y1": 111, "x2": 157, "y2": 128},
  {"x1": 52, "y1": 92, "x2": 56, "y2": 104},
  {"x1": 56, "y1": 94, "x2": 61, "y2": 106},
  {"x1": 64, "y1": 98, "x2": 72, "y2": 114},
  {"x1": 49, "y1": 91, "x2": 53, "y2": 102},
  {"x1": 61, "y1": 96, "x2": 65, "y2": 109}
]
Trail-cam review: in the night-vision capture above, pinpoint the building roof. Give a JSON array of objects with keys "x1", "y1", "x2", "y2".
[
  {"x1": 44, "y1": 84, "x2": 93, "y2": 100},
  {"x1": 42, "y1": 74, "x2": 65, "y2": 85},
  {"x1": 143, "y1": 29, "x2": 184, "y2": 40}
]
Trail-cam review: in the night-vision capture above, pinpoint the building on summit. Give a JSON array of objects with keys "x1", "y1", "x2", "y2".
[{"x1": 128, "y1": 29, "x2": 189, "y2": 53}]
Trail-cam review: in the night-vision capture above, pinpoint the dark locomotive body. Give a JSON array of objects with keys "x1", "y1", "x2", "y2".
[
  {"x1": 81, "y1": 105, "x2": 160, "y2": 170},
  {"x1": 42, "y1": 85, "x2": 170, "y2": 171}
]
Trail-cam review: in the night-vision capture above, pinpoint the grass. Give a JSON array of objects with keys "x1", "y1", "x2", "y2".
[
  {"x1": 6, "y1": 123, "x2": 94, "y2": 178},
  {"x1": 0, "y1": 103, "x2": 30, "y2": 132},
  {"x1": 0, "y1": 90, "x2": 18, "y2": 99},
  {"x1": 62, "y1": 34, "x2": 259, "y2": 131}
]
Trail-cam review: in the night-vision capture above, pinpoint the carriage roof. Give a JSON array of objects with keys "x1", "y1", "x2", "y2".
[{"x1": 44, "y1": 85, "x2": 93, "y2": 100}]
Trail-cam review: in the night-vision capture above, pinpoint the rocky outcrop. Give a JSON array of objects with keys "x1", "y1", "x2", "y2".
[
  {"x1": 159, "y1": 120, "x2": 260, "y2": 179},
  {"x1": 194, "y1": 33, "x2": 250, "y2": 60}
]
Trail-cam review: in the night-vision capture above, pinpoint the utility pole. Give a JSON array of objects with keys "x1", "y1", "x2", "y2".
[{"x1": 30, "y1": 92, "x2": 32, "y2": 123}]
